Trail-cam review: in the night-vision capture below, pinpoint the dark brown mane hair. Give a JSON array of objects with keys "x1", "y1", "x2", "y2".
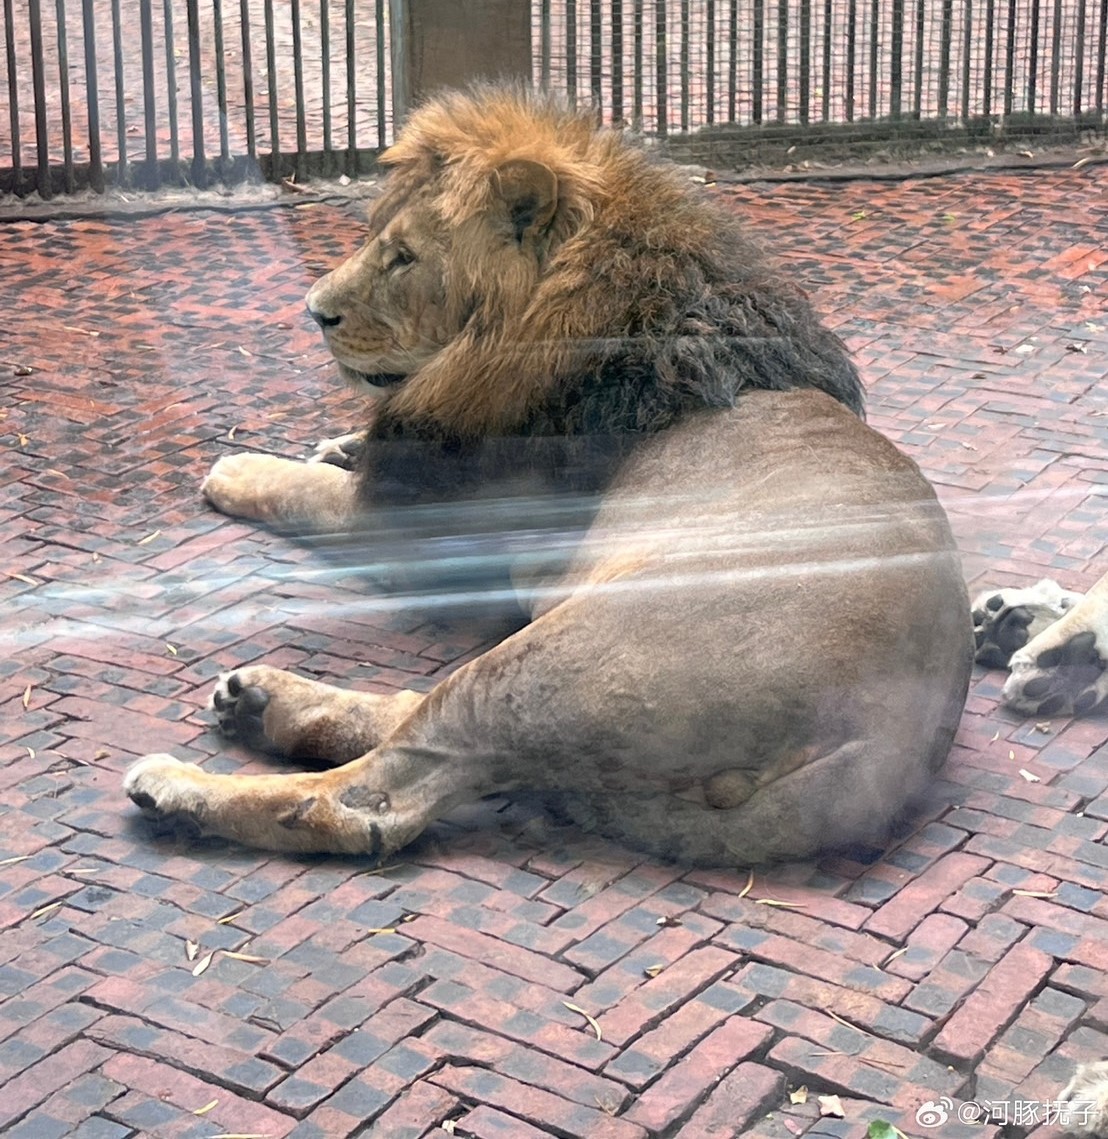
[{"x1": 358, "y1": 84, "x2": 863, "y2": 510}]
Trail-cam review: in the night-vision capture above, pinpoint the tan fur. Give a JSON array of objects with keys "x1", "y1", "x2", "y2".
[{"x1": 126, "y1": 87, "x2": 973, "y2": 866}]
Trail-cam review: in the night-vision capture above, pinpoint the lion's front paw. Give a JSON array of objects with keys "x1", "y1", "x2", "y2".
[
  {"x1": 1059, "y1": 1060, "x2": 1108, "y2": 1137},
  {"x1": 971, "y1": 578, "x2": 1083, "y2": 669},
  {"x1": 124, "y1": 754, "x2": 208, "y2": 835},
  {"x1": 201, "y1": 452, "x2": 301, "y2": 522},
  {"x1": 307, "y1": 431, "x2": 367, "y2": 469}
]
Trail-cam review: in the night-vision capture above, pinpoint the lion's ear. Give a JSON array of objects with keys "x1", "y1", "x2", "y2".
[{"x1": 492, "y1": 159, "x2": 558, "y2": 244}]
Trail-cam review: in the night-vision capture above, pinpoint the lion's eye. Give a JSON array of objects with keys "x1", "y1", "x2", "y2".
[{"x1": 389, "y1": 245, "x2": 416, "y2": 270}]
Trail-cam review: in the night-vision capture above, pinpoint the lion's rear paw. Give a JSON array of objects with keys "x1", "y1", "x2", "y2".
[
  {"x1": 211, "y1": 666, "x2": 288, "y2": 754},
  {"x1": 1004, "y1": 628, "x2": 1108, "y2": 717},
  {"x1": 972, "y1": 578, "x2": 1083, "y2": 669},
  {"x1": 124, "y1": 754, "x2": 207, "y2": 836},
  {"x1": 307, "y1": 431, "x2": 367, "y2": 469},
  {"x1": 1059, "y1": 1060, "x2": 1108, "y2": 1137}
]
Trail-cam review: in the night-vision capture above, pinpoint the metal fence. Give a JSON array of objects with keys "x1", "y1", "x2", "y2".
[{"x1": 3, "y1": 1, "x2": 1107, "y2": 199}]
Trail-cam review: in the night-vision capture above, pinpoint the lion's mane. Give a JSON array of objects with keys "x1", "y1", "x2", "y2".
[{"x1": 356, "y1": 85, "x2": 863, "y2": 510}]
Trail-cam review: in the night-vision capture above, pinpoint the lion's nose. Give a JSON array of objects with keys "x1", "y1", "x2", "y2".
[{"x1": 307, "y1": 304, "x2": 342, "y2": 329}]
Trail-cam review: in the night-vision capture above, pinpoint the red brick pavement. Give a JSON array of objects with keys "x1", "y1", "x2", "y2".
[{"x1": 1, "y1": 166, "x2": 1107, "y2": 1137}]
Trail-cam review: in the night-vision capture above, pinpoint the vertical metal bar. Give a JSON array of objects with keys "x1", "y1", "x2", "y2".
[
  {"x1": 263, "y1": 0, "x2": 280, "y2": 164},
  {"x1": 54, "y1": 0, "x2": 75, "y2": 191},
  {"x1": 540, "y1": 0, "x2": 551, "y2": 89},
  {"x1": 728, "y1": 0, "x2": 737, "y2": 121},
  {"x1": 291, "y1": 0, "x2": 307, "y2": 176},
  {"x1": 186, "y1": 0, "x2": 207, "y2": 186},
  {"x1": 139, "y1": 0, "x2": 160, "y2": 187},
  {"x1": 821, "y1": 0, "x2": 832, "y2": 120},
  {"x1": 706, "y1": 0, "x2": 715, "y2": 125},
  {"x1": 566, "y1": 0, "x2": 577, "y2": 105},
  {"x1": 799, "y1": 0, "x2": 811, "y2": 122},
  {"x1": 867, "y1": 0, "x2": 878, "y2": 119},
  {"x1": 375, "y1": 0, "x2": 385, "y2": 148},
  {"x1": 937, "y1": 0, "x2": 953, "y2": 117},
  {"x1": 164, "y1": 0, "x2": 180, "y2": 164},
  {"x1": 239, "y1": 0, "x2": 256, "y2": 160},
  {"x1": 565, "y1": 0, "x2": 578, "y2": 105},
  {"x1": 1073, "y1": 0, "x2": 1086, "y2": 113},
  {"x1": 111, "y1": 0, "x2": 127, "y2": 183},
  {"x1": 387, "y1": 0, "x2": 407, "y2": 124},
  {"x1": 28, "y1": 0, "x2": 52, "y2": 196},
  {"x1": 913, "y1": 0, "x2": 924, "y2": 116},
  {"x1": 962, "y1": 0, "x2": 973, "y2": 119},
  {"x1": 983, "y1": 0, "x2": 995, "y2": 116},
  {"x1": 1004, "y1": 0, "x2": 1016, "y2": 116},
  {"x1": 1096, "y1": 0, "x2": 1107, "y2": 118},
  {"x1": 890, "y1": 0, "x2": 904, "y2": 118},
  {"x1": 590, "y1": 0, "x2": 602, "y2": 115},
  {"x1": 656, "y1": 0, "x2": 668, "y2": 134},
  {"x1": 845, "y1": 0, "x2": 856, "y2": 120},
  {"x1": 680, "y1": 0, "x2": 690, "y2": 131},
  {"x1": 2, "y1": 0, "x2": 20, "y2": 186},
  {"x1": 632, "y1": 0, "x2": 643, "y2": 128},
  {"x1": 80, "y1": 0, "x2": 104, "y2": 191},
  {"x1": 753, "y1": 0, "x2": 765, "y2": 122},
  {"x1": 213, "y1": 0, "x2": 230, "y2": 164},
  {"x1": 320, "y1": 0, "x2": 332, "y2": 157},
  {"x1": 778, "y1": 0, "x2": 789, "y2": 121},
  {"x1": 1050, "y1": 0, "x2": 1062, "y2": 113},
  {"x1": 1028, "y1": 0, "x2": 1040, "y2": 112},
  {"x1": 612, "y1": 0, "x2": 624, "y2": 121},
  {"x1": 348, "y1": 0, "x2": 359, "y2": 170}
]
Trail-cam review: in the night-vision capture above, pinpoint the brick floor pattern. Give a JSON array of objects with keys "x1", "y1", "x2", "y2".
[{"x1": 1, "y1": 166, "x2": 1107, "y2": 1138}]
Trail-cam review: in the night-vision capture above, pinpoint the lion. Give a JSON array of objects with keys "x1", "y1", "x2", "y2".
[{"x1": 123, "y1": 84, "x2": 973, "y2": 866}]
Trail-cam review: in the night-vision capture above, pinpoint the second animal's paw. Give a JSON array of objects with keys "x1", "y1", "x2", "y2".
[{"x1": 971, "y1": 578, "x2": 1083, "y2": 669}]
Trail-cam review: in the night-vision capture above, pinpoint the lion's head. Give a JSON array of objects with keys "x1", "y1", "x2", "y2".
[{"x1": 306, "y1": 85, "x2": 863, "y2": 445}]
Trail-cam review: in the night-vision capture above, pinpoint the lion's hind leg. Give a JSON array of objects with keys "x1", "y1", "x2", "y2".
[
  {"x1": 212, "y1": 665, "x2": 424, "y2": 766},
  {"x1": 1002, "y1": 572, "x2": 1108, "y2": 717},
  {"x1": 123, "y1": 754, "x2": 390, "y2": 854},
  {"x1": 971, "y1": 578, "x2": 1083, "y2": 669}
]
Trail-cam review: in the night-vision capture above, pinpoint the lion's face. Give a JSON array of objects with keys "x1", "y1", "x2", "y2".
[
  {"x1": 306, "y1": 158, "x2": 560, "y2": 401},
  {"x1": 305, "y1": 185, "x2": 458, "y2": 395}
]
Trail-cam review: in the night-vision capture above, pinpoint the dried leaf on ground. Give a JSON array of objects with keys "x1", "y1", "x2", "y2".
[
  {"x1": 562, "y1": 1001, "x2": 603, "y2": 1041},
  {"x1": 192, "y1": 1100, "x2": 219, "y2": 1115},
  {"x1": 185, "y1": 940, "x2": 200, "y2": 962},
  {"x1": 789, "y1": 1086, "x2": 809, "y2": 1105},
  {"x1": 738, "y1": 868, "x2": 755, "y2": 898},
  {"x1": 192, "y1": 950, "x2": 216, "y2": 976},
  {"x1": 818, "y1": 1094, "x2": 846, "y2": 1118}
]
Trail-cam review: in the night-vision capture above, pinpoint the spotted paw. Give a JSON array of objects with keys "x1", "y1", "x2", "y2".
[
  {"x1": 123, "y1": 754, "x2": 207, "y2": 835},
  {"x1": 307, "y1": 431, "x2": 367, "y2": 469},
  {"x1": 971, "y1": 578, "x2": 1083, "y2": 669},
  {"x1": 1003, "y1": 628, "x2": 1108, "y2": 717}
]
